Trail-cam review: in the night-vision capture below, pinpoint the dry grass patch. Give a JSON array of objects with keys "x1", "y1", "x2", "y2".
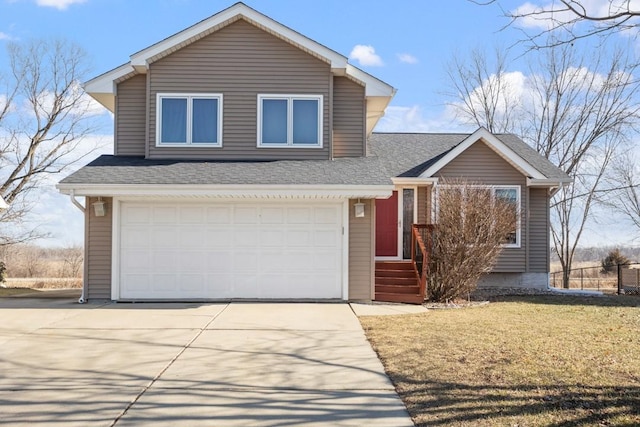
[
  {"x1": 360, "y1": 295, "x2": 640, "y2": 426},
  {"x1": 0, "y1": 287, "x2": 41, "y2": 297}
]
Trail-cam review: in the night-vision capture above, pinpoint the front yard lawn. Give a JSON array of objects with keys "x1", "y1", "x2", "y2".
[{"x1": 360, "y1": 295, "x2": 640, "y2": 426}]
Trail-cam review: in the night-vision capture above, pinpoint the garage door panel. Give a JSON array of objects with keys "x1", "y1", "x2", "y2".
[
  {"x1": 287, "y1": 207, "x2": 311, "y2": 224},
  {"x1": 153, "y1": 206, "x2": 178, "y2": 223},
  {"x1": 314, "y1": 207, "x2": 340, "y2": 224},
  {"x1": 122, "y1": 250, "x2": 150, "y2": 270},
  {"x1": 260, "y1": 229, "x2": 285, "y2": 246},
  {"x1": 180, "y1": 206, "x2": 205, "y2": 223},
  {"x1": 206, "y1": 207, "x2": 231, "y2": 224},
  {"x1": 261, "y1": 207, "x2": 285, "y2": 224},
  {"x1": 119, "y1": 202, "x2": 343, "y2": 300},
  {"x1": 206, "y1": 228, "x2": 233, "y2": 247},
  {"x1": 179, "y1": 227, "x2": 205, "y2": 247},
  {"x1": 122, "y1": 228, "x2": 149, "y2": 247},
  {"x1": 314, "y1": 229, "x2": 340, "y2": 247},
  {"x1": 235, "y1": 207, "x2": 259, "y2": 224},
  {"x1": 151, "y1": 228, "x2": 178, "y2": 247},
  {"x1": 206, "y1": 251, "x2": 233, "y2": 271}
]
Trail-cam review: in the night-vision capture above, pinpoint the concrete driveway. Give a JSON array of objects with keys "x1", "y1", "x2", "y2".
[{"x1": 0, "y1": 298, "x2": 413, "y2": 426}]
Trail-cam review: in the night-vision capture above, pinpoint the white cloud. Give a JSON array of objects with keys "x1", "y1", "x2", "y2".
[
  {"x1": 397, "y1": 53, "x2": 418, "y2": 64},
  {"x1": 349, "y1": 44, "x2": 384, "y2": 67},
  {"x1": 0, "y1": 32, "x2": 13, "y2": 40},
  {"x1": 375, "y1": 105, "x2": 473, "y2": 133},
  {"x1": 35, "y1": 0, "x2": 87, "y2": 10}
]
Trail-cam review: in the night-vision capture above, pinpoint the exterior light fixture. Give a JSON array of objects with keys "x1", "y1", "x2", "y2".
[
  {"x1": 354, "y1": 199, "x2": 365, "y2": 218},
  {"x1": 92, "y1": 197, "x2": 106, "y2": 217}
]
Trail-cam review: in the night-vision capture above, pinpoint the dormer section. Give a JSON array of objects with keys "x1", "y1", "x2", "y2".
[{"x1": 88, "y1": 2, "x2": 395, "y2": 161}]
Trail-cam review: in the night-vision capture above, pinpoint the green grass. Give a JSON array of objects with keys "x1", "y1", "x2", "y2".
[{"x1": 360, "y1": 295, "x2": 640, "y2": 426}]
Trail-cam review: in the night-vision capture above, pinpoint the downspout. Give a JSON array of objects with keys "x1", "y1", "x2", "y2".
[{"x1": 69, "y1": 190, "x2": 88, "y2": 304}]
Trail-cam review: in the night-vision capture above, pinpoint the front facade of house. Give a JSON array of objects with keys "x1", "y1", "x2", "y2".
[{"x1": 57, "y1": 3, "x2": 570, "y2": 303}]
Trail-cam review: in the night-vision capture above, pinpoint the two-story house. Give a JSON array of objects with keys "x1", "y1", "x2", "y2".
[{"x1": 57, "y1": 2, "x2": 570, "y2": 303}]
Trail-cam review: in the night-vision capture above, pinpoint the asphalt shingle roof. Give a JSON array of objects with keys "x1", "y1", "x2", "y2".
[
  {"x1": 59, "y1": 155, "x2": 393, "y2": 186},
  {"x1": 369, "y1": 132, "x2": 569, "y2": 180},
  {"x1": 59, "y1": 132, "x2": 569, "y2": 187}
]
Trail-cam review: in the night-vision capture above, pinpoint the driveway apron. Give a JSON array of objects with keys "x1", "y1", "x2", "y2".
[{"x1": 0, "y1": 300, "x2": 413, "y2": 426}]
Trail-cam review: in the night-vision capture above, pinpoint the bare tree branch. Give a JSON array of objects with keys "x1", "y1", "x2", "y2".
[{"x1": 0, "y1": 38, "x2": 103, "y2": 246}]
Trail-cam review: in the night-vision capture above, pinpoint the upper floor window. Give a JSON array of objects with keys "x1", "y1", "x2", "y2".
[
  {"x1": 156, "y1": 93, "x2": 223, "y2": 147},
  {"x1": 257, "y1": 95, "x2": 323, "y2": 147}
]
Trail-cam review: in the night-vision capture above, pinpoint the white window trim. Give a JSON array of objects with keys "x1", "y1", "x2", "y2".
[
  {"x1": 256, "y1": 94, "x2": 323, "y2": 148},
  {"x1": 432, "y1": 184, "x2": 521, "y2": 249},
  {"x1": 156, "y1": 93, "x2": 223, "y2": 147}
]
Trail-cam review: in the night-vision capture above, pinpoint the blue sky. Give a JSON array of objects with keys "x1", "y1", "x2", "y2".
[{"x1": 0, "y1": 0, "x2": 637, "y2": 247}]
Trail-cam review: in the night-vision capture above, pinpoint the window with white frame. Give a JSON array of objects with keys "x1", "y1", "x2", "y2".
[
  {"x1": 156, "y1": 94, "x2": 223, "y2": 146},
  {"x1": 433, "y1": 185, "x2": 521, "y2": 248},
  {"x1": 257, "y1": 95, "x2": 322, "y2": 147}
]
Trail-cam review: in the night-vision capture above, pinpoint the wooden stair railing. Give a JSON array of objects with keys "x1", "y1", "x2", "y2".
[
  {"x1": 374, "y1": 224, "x2": 434, "y2": 305},
  {"x1": 411, "y1": 224, "x2": 435, "y2": 302}
]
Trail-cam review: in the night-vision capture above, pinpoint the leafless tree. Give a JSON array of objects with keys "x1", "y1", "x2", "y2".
[
  {"x1": 0, "y1": 38, "x2": 102, "y2": 246},
  {"x1": 445, "y1": 47, "x2": 520, "y2": 133},
  {"x1": 473, "y1": 0, "x2": 640, "y2": 50},
  {"x1": 428, "y1": 179, "x2": 518, "y2": 302},
  {"x1": 59, "y1": 244, "x2": 83, "y2": 278},
  {"x1": 604, "y1": 150, "x2": 640, "y2": 231},
  {"x1": 445, "y1": 43, "x2": 640, "y2": 288}
]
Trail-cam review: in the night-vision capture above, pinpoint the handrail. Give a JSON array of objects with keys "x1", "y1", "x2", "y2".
[{"x1": 411, "y1": 224, "x2": 435, "y2": 301}]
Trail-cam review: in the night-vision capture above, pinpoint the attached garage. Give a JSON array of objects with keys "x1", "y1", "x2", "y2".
[{"x1": 114, "y1": 200, "x2": 345, "y2": 300}]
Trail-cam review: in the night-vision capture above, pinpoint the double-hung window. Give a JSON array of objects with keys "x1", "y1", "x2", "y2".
[
  {"x1": 157, "y1": 93, "x2": 223, "y2": 146},
  {"x1": 433, "y1": 185, "x2": 521, "y2": 248},
  {"x1": 257, "y1": 94, "x2": 323, "y2": 147}
]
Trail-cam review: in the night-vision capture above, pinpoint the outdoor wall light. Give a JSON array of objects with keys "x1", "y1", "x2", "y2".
[
  {"x1": 92, "y1": 197, "x2": 106, "y2": 217},
  {"x1": 354, "y1": 200, "x2": 365, "y2": 218}
]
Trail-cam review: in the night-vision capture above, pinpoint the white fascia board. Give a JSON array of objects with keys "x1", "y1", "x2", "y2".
[
  {"x1": 391, "y1": 177, "x2": 438, "y2": 185},
  {"x1": 83, "y1": 63, "x2": 136, "y2": 112},
  {"x1": 130, "y1": 3, "x2": 348, "y2": 69},
  {"x1": 346, "y1": 65, "x2": 396, "y2": 97},
  {"x1": 419, "y1": 127, "x2": 547, "y2": 180},
  {"x1": 56, "y1": 183, "x2": 394, "y2": 199},
  {"x1": 527, "y1": 177, "x2": 573, "y2": 187}
]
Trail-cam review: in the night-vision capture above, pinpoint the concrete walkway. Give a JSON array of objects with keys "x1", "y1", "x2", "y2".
[{"x1": 0, "y1": 299, "x2": 413, "y2": 426}]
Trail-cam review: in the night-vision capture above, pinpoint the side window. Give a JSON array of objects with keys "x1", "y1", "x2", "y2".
[
  {"x1": 257, "y1": 95, "x2": 322, "y2": 147},
  {"x1": 157, "y1": 94, "x2": 222, "y2": 146}
]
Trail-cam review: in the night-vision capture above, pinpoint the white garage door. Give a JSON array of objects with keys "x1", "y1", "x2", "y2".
[{"x1": 118, "y1": 201, "x2": 343, "y2": 300}]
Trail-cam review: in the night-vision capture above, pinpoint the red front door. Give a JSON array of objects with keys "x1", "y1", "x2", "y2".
[{"x1": 375, "y1": 191, "x2": 398, "y2": 257}]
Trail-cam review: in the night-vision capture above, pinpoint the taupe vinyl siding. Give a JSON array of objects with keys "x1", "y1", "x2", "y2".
[
  {"x1": 437, "y1": 141, "x2": 526, "y2": 272},
  {"x1": 86, "y1": 197, "x2": 112, "y2": 300},
  {"x1": 115, "y1": 75, "x2": 146, "y2": 156},
  {"x1": 417, "y1": 186, "x2": 430, "y2": 224},
  {"x1": 349, "y1": 199, "x2": 374, "y2": 300},
  {"x1": 529, "y1": 188, "x2": 550, "y2": 272},
  {"x1": 333, "y1": 76, "x2": 365, "y2": 158},
  {"x1": 147, "y1": 20, "x2": 331, "y2": 160}
]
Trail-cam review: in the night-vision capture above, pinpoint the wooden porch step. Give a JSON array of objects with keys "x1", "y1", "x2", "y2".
[
  {"x1": 375, "y1": 276, "x2": 418, "y2": 286},
  {"x1": 375, "y1": 284, "x2": 420, "y2": 294},
  {"x1": 375, "y1": 261, "x2": 414, "y2": 270},
  {"x1": 374, "y1": 292, "x2": 424, "y2": 305},
  {"x1": 375, "y1": 269, "x2": 415, "y2": 278}
]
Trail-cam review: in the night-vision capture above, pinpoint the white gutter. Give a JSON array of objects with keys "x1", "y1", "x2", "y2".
[
  {"x1": 69, "y1": 191, "x2": 87, "y2": 304},
  {"x1": 56, "y1": 184, "x2": 394, "y2": 199}
]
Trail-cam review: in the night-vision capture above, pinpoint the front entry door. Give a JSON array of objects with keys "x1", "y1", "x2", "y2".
[{"x1": 375, "y1": 191, "x2": 398, "y2": 257}]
